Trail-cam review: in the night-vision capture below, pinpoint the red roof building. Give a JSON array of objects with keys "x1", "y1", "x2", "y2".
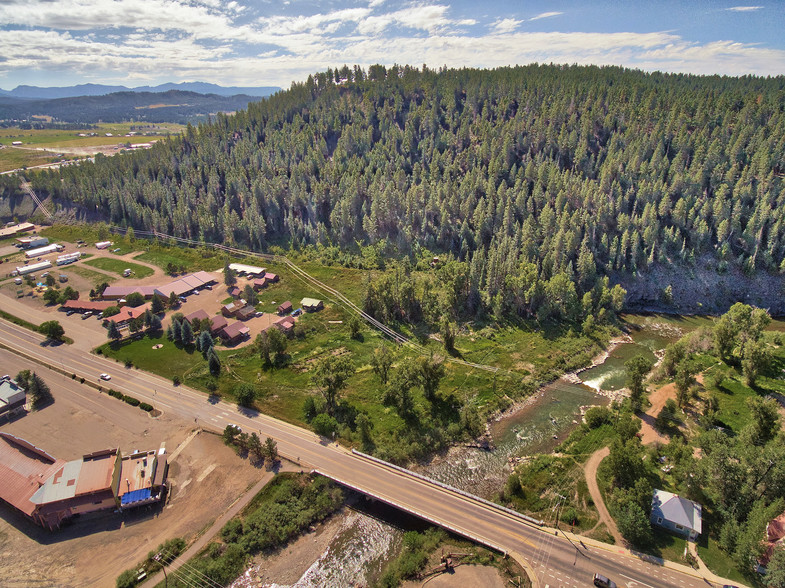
[
  {"x1": 207, "y1": 314, "x2": 228, "y2": 335},
  {"x1": 264, "y1": 272, "x2": 279, "y2": 283},
  {"x1": 277, "y1": 301, "x2": 292, "y2": 315},
  {"x1": 0, "y1": 433, "x2": 168, "y2": 530},
  {"x1": 219, "y1": 322, "x2": 250, "y2": 344},
  {"x1": 114, "y1": 303, "x2": 150, "y2": 325},
  {"x1": 62, "y1": 299, "x2": 115, "y2": 313},
  {"x1": 252, "y1": 278, "x2": 267, "y2": 291}
]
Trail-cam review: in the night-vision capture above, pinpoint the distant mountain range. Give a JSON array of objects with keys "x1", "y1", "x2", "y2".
[
  {"x1": 0, "y1": 82, "x2": 280, "y2": 100},
  {"x1": 0, "y1": 89, "x2": 270, "y2": 124}
]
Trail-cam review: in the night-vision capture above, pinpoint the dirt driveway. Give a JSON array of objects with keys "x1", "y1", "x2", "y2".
[
  {"x1": 639, "y1": 383, "x2": 677, "y2": 445},
  {"x1": 0, "y1": 349, "x2": 265, "y2": 588}
]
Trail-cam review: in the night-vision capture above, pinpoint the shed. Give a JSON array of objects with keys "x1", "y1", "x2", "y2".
[
  {"x1": 252, "y1": 278, "x2": 267, "y2": 291},
  {"x1": 264, "y1": 272, "x2": 279, "y2": 283},
  {"x1": 227, "y1": 286, "x2": 241, "y2": 298},
  {"x1": 274, "y1": 316, "x2": 296, "y2": 335},
  {"x1": 650, "y1": 489, "x2": 702, "y2": 540},
  {"x1": 301, "y1": 297, "x2": 324, "y2": 312},
  {"x1": 277, "y1": 301, "x2": 293, "y2": 315},
  {"x1": 235, "y1": 306, "x2": 256, "y2": 321},
  {"x1": 222, "y1": 302, "x2": 240, "y2": 317}
]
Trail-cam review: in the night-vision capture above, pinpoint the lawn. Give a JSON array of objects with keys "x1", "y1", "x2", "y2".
[
  {"x1": 698, "y1": 533, "x2": 758, "y2": 586},
  {"x1": 83, "y1": 257, "x2": 154, "y2": 278},
  {"x1": 98, "y1": 333, "x2": 204, "y2": 379},
  {"x1": 68, "y1": 265, "x2": 117, "y2": 285},
  {"x1": 133, "y1": 247, "x2": 223, "y2": 273}
]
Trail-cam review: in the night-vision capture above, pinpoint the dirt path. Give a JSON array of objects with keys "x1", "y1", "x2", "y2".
[{"x1": 583, "y1": 446, "x2": 624, "y2": 546}]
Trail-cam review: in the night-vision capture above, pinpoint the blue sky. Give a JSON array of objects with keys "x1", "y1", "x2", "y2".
[{"x1": 0, "y1": 0, "x2": 782, "y2": 90}]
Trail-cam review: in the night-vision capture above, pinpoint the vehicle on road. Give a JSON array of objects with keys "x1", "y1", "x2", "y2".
[
  {"x1": 593, "y1": 573, "x2": 617, "y2": 588},
  {"x1": 99, "y1": 373, "x2": 111, "y2": 381}
]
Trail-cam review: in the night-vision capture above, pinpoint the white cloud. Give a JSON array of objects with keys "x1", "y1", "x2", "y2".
[
  {"x1": 529, "y1": 11, "x2": 563, "y2": 21},
  {"x1": 491, "y1": 18, "x2": 522, "y2": 34},
  {"x1": 0, "y1": 1, "x2": 783, "y2": 89},
  {"x1": 725, "y1": 5, "x2": 763, "y2": 11}
]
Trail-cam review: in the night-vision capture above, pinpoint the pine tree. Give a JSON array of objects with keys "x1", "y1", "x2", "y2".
[
  {"x1": 107, "y1": 320, "x2": 122, "y2": 342},
  {"x1": 208, "y1": 347, "x2": 221, "y2": 376}
]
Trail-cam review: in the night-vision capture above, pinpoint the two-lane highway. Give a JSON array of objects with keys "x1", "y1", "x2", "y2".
[{"x1": 0, "y1": 319, "x2": 731, "y2": 588}]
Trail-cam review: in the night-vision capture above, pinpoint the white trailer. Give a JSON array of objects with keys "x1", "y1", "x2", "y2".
[
  {"x1": 15, "y1": 260, "x2": 52, "y2": 275},
  {"x1": 56, "y1": 252, "x2": 81, "y2": 266},
  {"x1": 95, "y1": 241, "x2": 112, "y2": 249},
  {"x1": 25, "y1": 244, "x2": 62, "y2": 258}
]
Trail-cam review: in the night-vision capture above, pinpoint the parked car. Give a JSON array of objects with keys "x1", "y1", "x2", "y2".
[
  {"x1": 593, "y1": 574, "x2": 617, "y2": 588},
  {"x1": 255, "y1": 311, "x2": 264, "y2": 317},
  {"x1": 99, "y1": 373, "x2": 111, "y2": 381},
  {"x1": 291, "y1": 308, "x2": 302, "y2": 317},
  {"x1": 66, "y1": 310, "x2": 75, "y2": 316},
  {"x1": 112, "y1": 248, "x2": 121, "y2": 252},
  {"x1": 82, "y1": 312, "x2": 92, "y2": 319}
]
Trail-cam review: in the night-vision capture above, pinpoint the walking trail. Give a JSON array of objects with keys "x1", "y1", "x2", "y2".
[{"x1": 583, "y1": 446, "x2": 624, "y2": 545}]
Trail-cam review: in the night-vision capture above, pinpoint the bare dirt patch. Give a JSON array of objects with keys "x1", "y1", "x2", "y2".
[
  {"x1": 0, "y1": 350, "x2": 263, "y2": 588},
  {"x1": 401, "y1": 564, "x2": 507, "y2": 588},
  {"x1": 639, "y1": 383, "x2": 676, "y2": 445}
]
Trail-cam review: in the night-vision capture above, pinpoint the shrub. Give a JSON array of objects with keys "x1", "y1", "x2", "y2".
[
  {"x1": 312, "y1": 413, "x2": 338, "y2": 438},
  {"x1": 172, "y1": 375, "x2": 181, "y2": 386},
  {"x1": 139, "y1": 402, "x2": 154, "y2": 412},
  {"x1": 585, "y1": 406, "x2": 612, "y2": 428},
  {"x1": 123, "y1": 396, "x2": 141, "y2": 407},
  {"x1": 108, "y1": 389, "x2": 123, "y2": 399}
]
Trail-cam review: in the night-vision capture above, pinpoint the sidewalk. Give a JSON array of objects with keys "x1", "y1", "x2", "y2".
[{"x1": 553, "y1": 526, "x2": 749, "y2": 588}]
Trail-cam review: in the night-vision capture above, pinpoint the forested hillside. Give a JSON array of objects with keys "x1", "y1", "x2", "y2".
[{"x1": 6, "y1": 64, "x2": 785, "y2": 317}]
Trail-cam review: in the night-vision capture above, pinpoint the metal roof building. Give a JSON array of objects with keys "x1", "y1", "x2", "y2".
[
  {"x1": 650, "y1": 489, "x2": 702, "y2": 540},
  {"x1": 0, "y1": 377, "x2": 26, "y2": 418},
  {"x1": 0, "y1": 434, "x2": 168, "y2": 529},
  {"x1": 228, "y1": 263, "x2": 265, "y2": 276},
  {"x1": 0, "y1": 432, "x2": 68, "y2": 523},
  {"x1": 15, "y1": 260, "x2": 52, "y2": 276}
]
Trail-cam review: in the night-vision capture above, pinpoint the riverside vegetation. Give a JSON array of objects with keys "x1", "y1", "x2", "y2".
[{"x1": 504, "y1": 303, "x2": 785, "y2": 585}]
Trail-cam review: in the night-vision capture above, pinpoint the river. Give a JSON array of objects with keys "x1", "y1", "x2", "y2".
[{"x1": 419, "y1": 315, "x2": 693, "y2": 497}]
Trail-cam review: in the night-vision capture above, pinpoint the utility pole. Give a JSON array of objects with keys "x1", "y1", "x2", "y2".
[{"x1": 153, "y1": 552, "x2": 168, "y2": 587}]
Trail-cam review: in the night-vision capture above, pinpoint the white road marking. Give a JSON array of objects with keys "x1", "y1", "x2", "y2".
[{"x1": 620, "y1": 573, "x2": 655, "y2": 588}]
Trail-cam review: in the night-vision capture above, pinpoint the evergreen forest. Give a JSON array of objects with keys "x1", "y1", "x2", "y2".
[{"x1": 6, "y1": 64, "x2": 785, "y2": 321}]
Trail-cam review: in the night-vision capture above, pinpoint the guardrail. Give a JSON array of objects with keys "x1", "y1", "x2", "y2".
[{"x1": 351, "y1": 449, "x2": 544, "y2": 527}]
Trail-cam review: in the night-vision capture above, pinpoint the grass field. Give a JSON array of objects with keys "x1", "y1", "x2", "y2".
[
  {"x1": 68, "y1": 265, "x2": 117, "y2": 285},
  {"x1": 83, "y1": 257, "x2": 154, "y2": 278},
  {"x1": 0, "y1": 123, "x2": 183, "y2": 172}
]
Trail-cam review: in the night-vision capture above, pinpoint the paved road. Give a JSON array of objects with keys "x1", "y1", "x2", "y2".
[{"x1": 0, "y1": 318, "x2": 740, "y2": 588}]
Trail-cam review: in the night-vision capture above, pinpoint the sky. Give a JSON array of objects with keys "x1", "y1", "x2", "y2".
[{"x1": 0, "y1": 0, "x2": 783, "y2": 90}]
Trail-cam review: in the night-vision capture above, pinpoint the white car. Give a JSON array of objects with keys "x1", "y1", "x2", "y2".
[{"x1": 99, "y1": 373, "x2": 111, "y2": 381}]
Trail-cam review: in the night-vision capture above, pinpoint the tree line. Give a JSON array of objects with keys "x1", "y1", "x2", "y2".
[{"x1": 6, "y1": 64, "x2": 785, "y2": 315}]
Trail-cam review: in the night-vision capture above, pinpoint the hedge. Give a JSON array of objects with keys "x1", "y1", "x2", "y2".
[
  {"x1": 139, "y1": 402, "x2": 154, "y2": 412},
  {"x1": 123, "y1": 396, "x2": 141, "y2": 407}
]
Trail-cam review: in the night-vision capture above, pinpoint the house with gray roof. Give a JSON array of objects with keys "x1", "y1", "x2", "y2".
[{"x1": 650, "y1": 489, "x2": 702, "y2": 540}]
